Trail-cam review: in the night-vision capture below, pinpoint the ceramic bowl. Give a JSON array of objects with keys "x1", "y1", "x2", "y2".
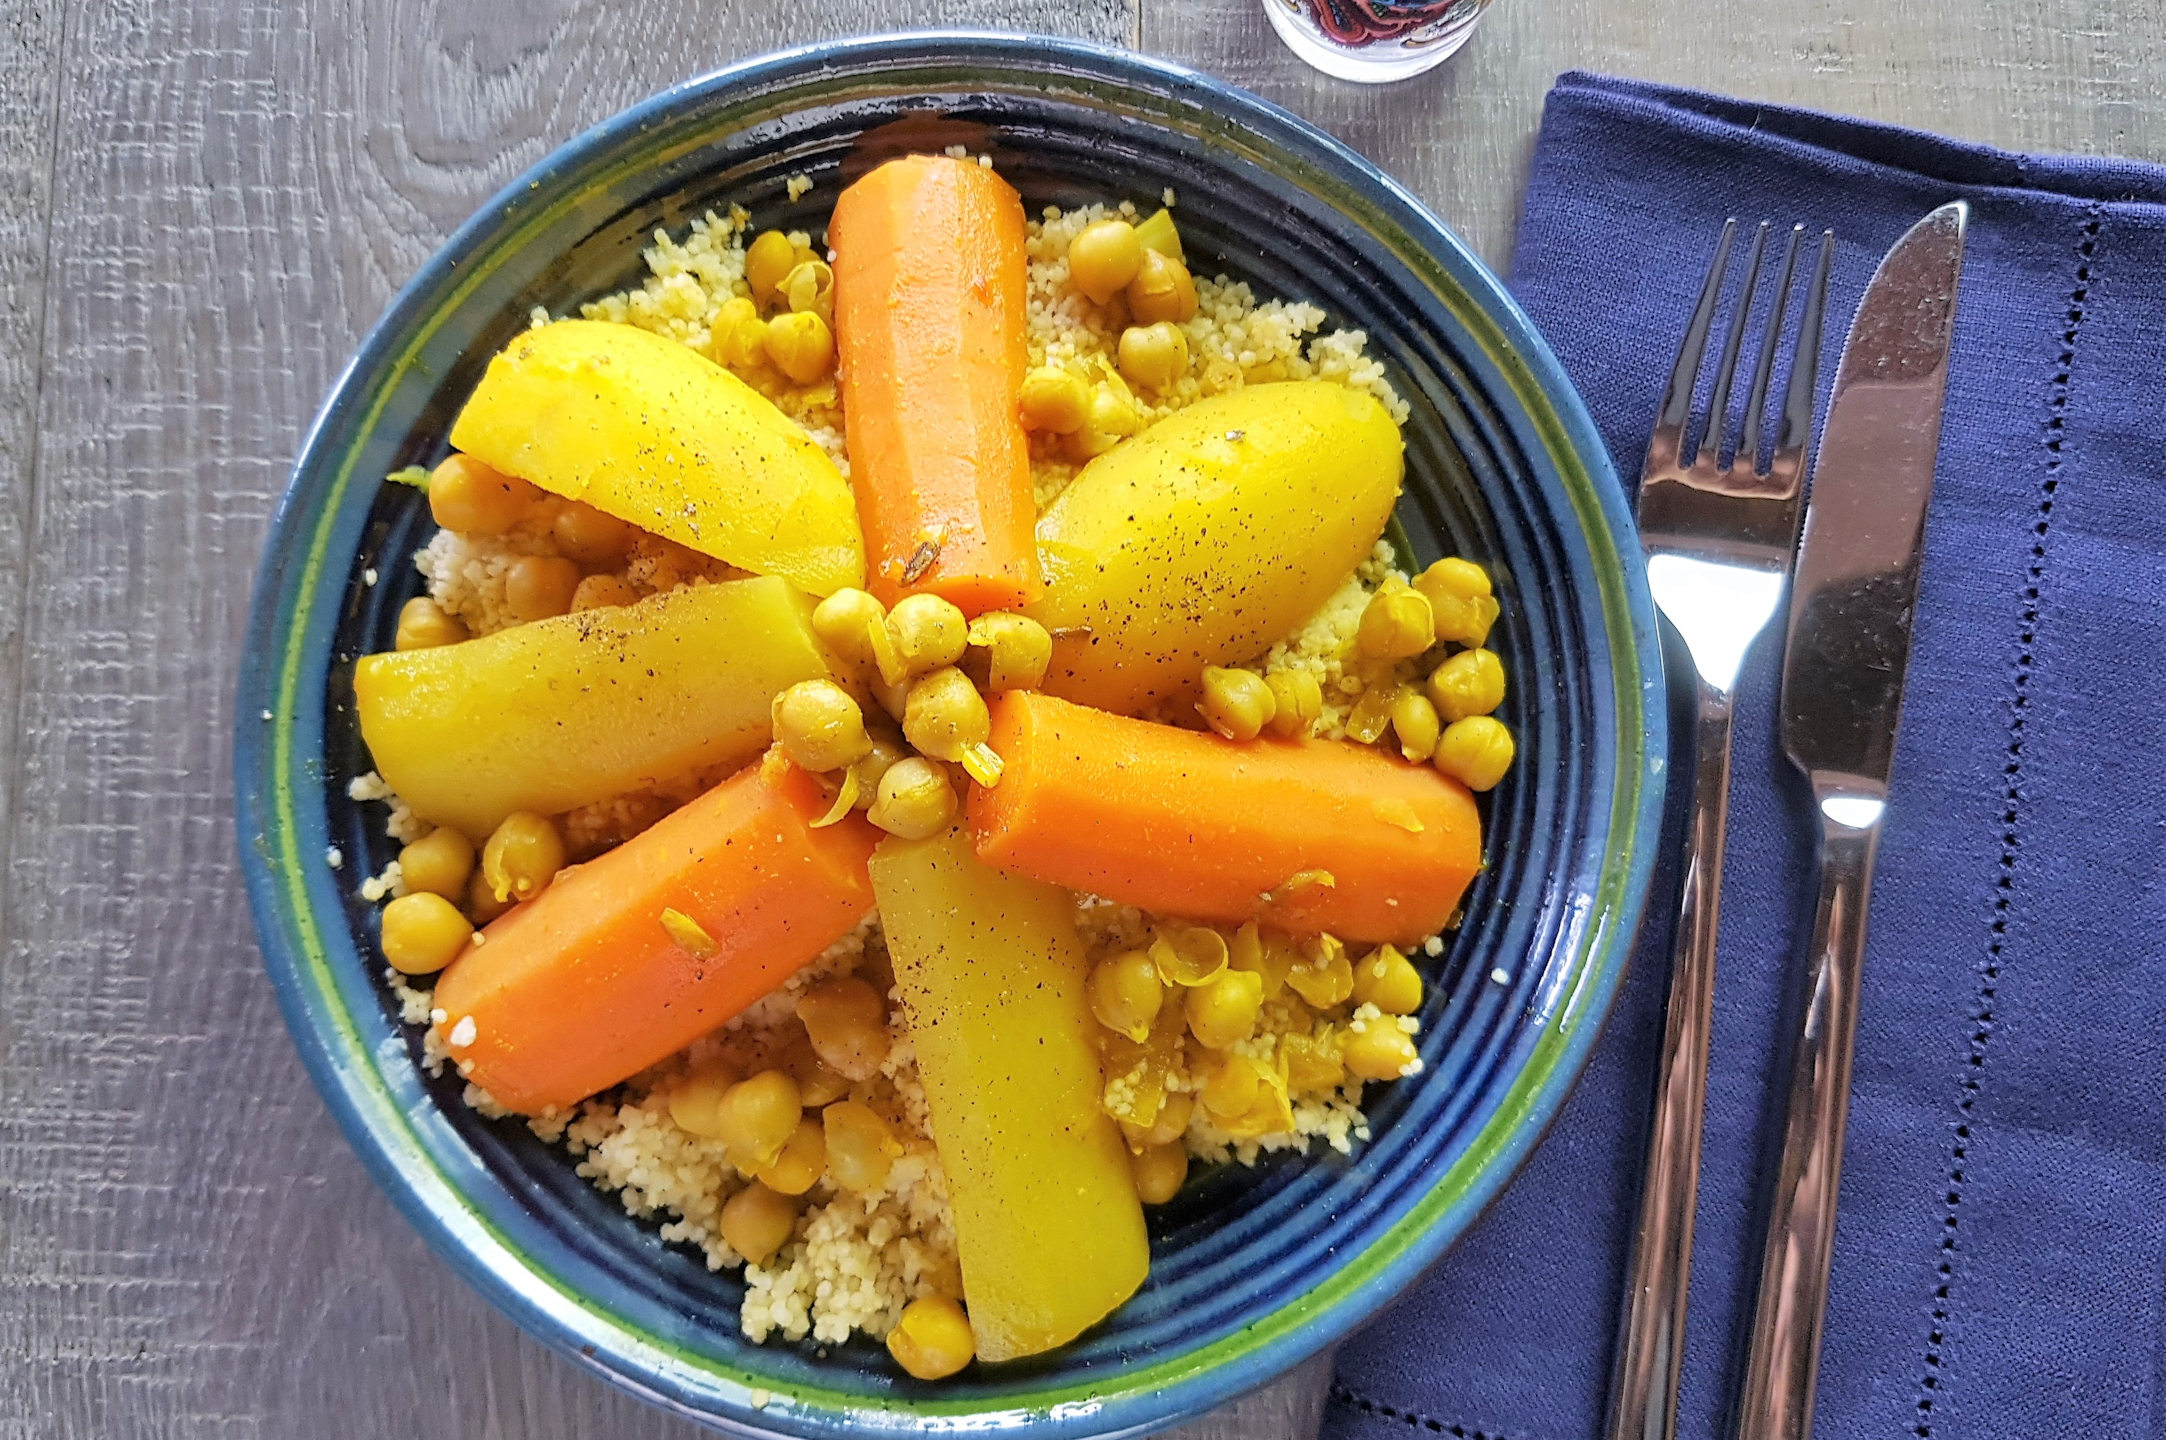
[{"x1": 235, "y1": 32, "x2": 1665, "y2": 1440}]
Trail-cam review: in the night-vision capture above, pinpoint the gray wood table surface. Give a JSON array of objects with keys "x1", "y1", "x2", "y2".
[{"x1": 3, "y1": 1, "x2": 2161, "y2": 1436}]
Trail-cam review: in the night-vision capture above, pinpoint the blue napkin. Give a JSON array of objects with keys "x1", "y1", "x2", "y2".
[{"x1": 1326, "y1": 71, "x2": 2166, "y2": 1440}]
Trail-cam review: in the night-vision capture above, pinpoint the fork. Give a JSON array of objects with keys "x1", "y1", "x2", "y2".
[{"x1": 1604, "y1": 219, "x2": 1835, "y2": 1440}]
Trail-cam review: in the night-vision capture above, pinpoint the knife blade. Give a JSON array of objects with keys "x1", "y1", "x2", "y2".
[{"x1": 1734, "y1": 200, "x2": 1968, "y2": 1440}]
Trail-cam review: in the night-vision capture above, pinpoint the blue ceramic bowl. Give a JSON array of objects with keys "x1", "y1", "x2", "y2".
[{"x1": 235, "y1": 32, "x2": 1664, "y2": 1440}]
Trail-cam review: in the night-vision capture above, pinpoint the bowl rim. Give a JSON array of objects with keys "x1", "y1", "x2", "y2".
[{"x1": 235, "y1": 29, "x2": 1665, "y2": 1440}]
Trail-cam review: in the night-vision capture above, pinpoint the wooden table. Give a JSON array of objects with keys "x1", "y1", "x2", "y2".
[{"x1": 3, "y1": 1, "x2": 2160, "y2": 1435}]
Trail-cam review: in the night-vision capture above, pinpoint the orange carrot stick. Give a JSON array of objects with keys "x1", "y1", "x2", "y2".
[
  {"x1": 430, "y1": 764, "x2": 877, "y2": 1113},
  {"x1": 968, "y1": 692, "x2": 1483, "y2": 947},
  {"x1": 829, "y1": 154, "x2": 1038, "y2": 615}
]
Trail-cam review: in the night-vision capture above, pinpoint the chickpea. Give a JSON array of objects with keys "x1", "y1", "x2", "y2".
[
  {"x1": 504, "y1": 555, "x2": 582, "y2": 625},
  {"x1": 785, "y1": 1038, "x2": 853, "y2": 1108},
  {"x1": 1281, "y1": 1032, "x2": 1346, "y2": 1094},
  {"x1": 812, "y1": 587, "x2": 888, "y2": 663},
  {"x1": 744, "y1": 229, "x2": 797, "y2": 304},
  {"x1": 824, "y1": 1100, "x2": 903, "y2": 1194},
  {"x1": 394, "y1": 596, "x2": 468, "y2": 651},
  {"x1": 1066, "y1": 218, "x2": 1144, "y2": 305},
  {"x1": 1352, "y1": 945, "x2": 1424, "y2": 1015},
  {"x1": 1018, "y1": 366, "x2": 1091, "y2": 434},
  {"x1": 1415, "y1": 557, "x2": 1501, "y2": 649},
  {"x1": 902, "y1": 667, "x2": 989, "y2": 763},
  {"x1": 380, "y1": 892, "x2": 473, "y2": 975},
  {"x1": 1186, "y1": 968, "x2": 1264, "y2": 1050},
  {"x1": 397, "y1": 827, "x2": 475, "y2": 901},
  {"x1": 778, "y1": 257, "x2": 834, "y2": 318},
  {"x1": 887, "y1": 593, "x2": 969, "y2": 675},
  {"x1": 1264, "y1": 670, "x2": 1322, "y2": 739},
  {"x1": 796, "y1": 975, "x2": 890, "y2": 1082},
  {"x1": 1132, "y1": 207, "x2": 1183, "y2": 259},
  {"x1": 712, "y1": 295, "x2": 770, "y2": 373},
  {"x1": 1197, "y1": 666, "x2": 1275, "y2": 741},
  {"x1": 1117, "y1": 321, "x2": 1190, "y2": 391},
  {"x1": 966, "y1": 612, "x2": 1053, "y2": 693},
  {"x1": 888, "y1": 1295, "x2": 975, "y2": 1381},
  {"x1": 1127, "y1": 249, "x2": 1198, "y2": 325},
  {"x1": 753, "y1": 1115, "x2": 827, "y2": 1196},
  {"x1": 869, "y1": 669, "x2": 913, "y2": 726},
  {"x1": 1390, "y1": 690, "x2": 1442, "y2": 763},
  {"x1": 1345, "y1": 1022, "x2": 1421, "y2": 1082},
  {"x1": 715, "y1": 1070, "x2": 803, "y2": 1172},
  {"x1": 1434, "y1": 715, "x2": 1515, "y2": 791},
  {"x1": 1122, "y1": 1091, "x2": 1194, "y2": 1150},
  {"x1": 1427, "y1": 648, "x2": 1506, "y2": 723},
  {"x1": 1132, "y1": 1141, "x2": 1189, "y2": 1205},
  {"x1": 569, "y1": 574, "x2": 639, "y2": 612},
  {"x1": 1088, "y1": 949, "x2": 1163, "y2": 1042},
  {"x1": 481, "y1": 811, "x2": 566, "y2": 904},
  {"x1": 1286, "y1": 937, "x2": 1354, "y2": 1010},
  {"x1": 1357, "y1": 584, "x2": 1435, "y2": 661},
  {"x1": 1201, "y1": 1052, "x2": 1269, "y2": 1121},
  {"x1": 868, "y1": 757, "x2": 958, "y2": 840},
  {"x1": 850, "y1": 733, "x2": 908, "y2": 807},
  {"x1": 1229, "y1": 921, "x2": 1297, "y2": 1000},
  {"x1": 764, "y1": 310, "x2": 835, "y2": 384},
  {"x1": 720, "y1": 1181, "x2": 799, "y2": 1267},
  {"x1": 1151, "y1": 926, "x2": 1229, "y2": 987},
  {"x1": 668, "y1": 1064, "x2": 740, "y2": 1140},
  {"x1": 771, "y1": 679, "x2": 872, "y2": 773},
  {"x1": 466, "y1": 866, "x2": 514, "y2": 925},
  {"x1": 428, "y1": 453, "x2": 540, "y2": 535},
  {"x1": 551, "y1": 501, "x2": 632, "y2": 567},
  {"x1": 1067, "y1": 384, "x2": 1141, "y2": 460}
]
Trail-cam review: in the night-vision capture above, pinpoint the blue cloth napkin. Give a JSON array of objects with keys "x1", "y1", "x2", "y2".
[{"x1": 1326, "y1": 71, "x2": 2166, "y2": 1440}]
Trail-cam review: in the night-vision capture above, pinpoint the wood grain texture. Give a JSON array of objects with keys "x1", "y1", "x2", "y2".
[{"x1": 3, "y1": 1, "x2": 2164, "y2": 1438}]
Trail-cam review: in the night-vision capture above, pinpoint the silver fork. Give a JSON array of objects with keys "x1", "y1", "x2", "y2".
[{"x1": 1605, "y1": 219, "x2": 1835, "y2": 1440}]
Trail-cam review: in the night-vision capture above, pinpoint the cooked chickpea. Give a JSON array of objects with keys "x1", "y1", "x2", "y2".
[
  {"x1": 1263, "y1": 670, "x2": 1322, "y2": 739},
  {"x1": 1390, "y1": 690, "x2": 1442, "y2": 762},
  {"x1": 1186, "y1": 968, "x2": 1264, "y2": 1050},
  {"x1": 1230, "y1": 921, "x2": 1296, "y2": 1000},
  {"x1": 1133, "y1": 207, "x2": 1182, "y2": 259},
  {"x1": 887, "y1": 593, "x2": 969, "y2": 675},
  {"x1": 481, "y1": 810, "x2": 566, "y2": 904},
  {"x1": 504, "y1": 555, "x2": 582, "y2": 625},
  {"x1": 569, "y1": 574, "x2": 639, "y2": 612},
  {"x1": 1117, "y1": 321, "x2": 1189, "y2": 391},
  {"x1": 902, "y1": 667, "x2": 989, "y2": 763},
  {"x1": 764, "y1": 310, "x2": 835, "y2": 384},
  {"x1": 812, "y1": 587, "x2": 888, "y2": 663},
  {"x1": 427, "y1": 453, "x2": 540, "y2": 535},
  {"x1": 398, "y1": 827, "x2": 475, "y2": 901},
  {"x1": 779, "y1": 257, "x2": 834, "y2": 318},
  {"x1": 1352, "y1": 945, "x2": 1424, "y2": 1015},
  {"x1": 753, "y1": 1115, "x2": 827, "y2": 1196},
  {"x1": 1435, "y1": 715, "x2": 1515, "y2": 791},
  {"x1": 1132, "y1": 1142, "x2": 1189, "y2": 1205},
  {"x1": 1345, "y1": 1022, "x2": 1421, "y2": 1082},
  {"x1": 967, "y1": 612, "x2": 1053, "y2": 692},
  {"x1": 1198, "y1": 666, "x2": 1276, "y2": 741},
  {"x1": 551, "y1": 501, "x2": 632, "y2": 567},
  {"x1": 869, "y1": 669, "x2": 912, "y2": 726},
  {"x1": 796, "y1": 975, "x2": 890, "y2": 1082},
  {"x1": 888, "y1": 1295, "x2": 975, "y2": 1381},
  {"x1": 1427, "y1": 648, "x2": 1506, "y2": 723},
  {"x1": 668, "y1": 1064, "x2": 740, "y2": 1140},
  {"x1": 393, "y1": 596, "x2": 467, "y2": 651},
  {"x1": 824, "y1": 1100, "x2": 904, "y2": 1194},
  {"x1": 379, "y1": 892, "x2": 473, "y2": 975},
  {"x1": 1068, "y1": 383, "x2": 1141, "y2": 459},
  {"x1": 1151, "y1": 926, "x2": 1229, "y2": 987},
  {"x1": 771, "y1": 679, "x2": 872, "y2": 773},
  {"x1": 868, "y1": 757, "x2": 958, "y2": 840},
  {"x1": 1089, "y1": 949, "x2": 1163, "y2": 1042},
  {"x1": 715, "y1": 1070, "x2": 803, "y2": 1171},
  {"x1": 1127, "y1": 249, "x2": 1198, "y2": 325},
  {"x1": 713, "y1": 295, "x2": 770, "y2": 372},
  {"x1": 786, "y1": 1042, "x2": 852, "y2": 1108},
  {"x1": 720, "y1": 1181, "x2": 799, "y2": 1267},
  {"x1": 1018, "y1": 365, "x2": 1091, "y2": 433},
  {"x1": 1122, "y1": 1091, "x2": 1194, "y2": 1150},
  {"x1": 1415, "y1": 557, "x2": 1501, "y2": 648},
  {"x1": 743, "y1": 229, "x2": 797, "y2": 304},
  {"x1": 1358, "y1": 584, "x2": 1436, "y2": 661},
  {"x1": 466, "y1": 866, "x2": 514, "y2": 925},
  {"x1": 1201, "y1": 1052, "x2": 1269, "y2": 1121},
  {"x1": 1286, "y1": 937, "x2": 1354, "y2": 1010},
  {"x1": 1067, "y1": 218, "x2": 1144, "y2": 305},
  {"x1": 850, "y1": 733, "x2": 907, "y2": 807}
]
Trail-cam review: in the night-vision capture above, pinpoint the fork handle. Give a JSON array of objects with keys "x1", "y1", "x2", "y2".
[
  {"x1": 1733, "y1": 800, "x2": 1882, "y2": 1440},
  {"x1": 1605, "y1": 675, "x2": 1735, "y2": 1440}
]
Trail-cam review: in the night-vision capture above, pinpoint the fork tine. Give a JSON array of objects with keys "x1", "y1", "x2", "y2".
[
  {"x1": 1697, "y1": 221, "x2": 1770, "y2": 466},
  {"x1": 1650, "y1": 218, "x2": 1737, "y2": 455},
  {"x1": 1738, "y1": 225, "x2": 1804, "y2": 470},
  {"x1": 1774, "y1": 230, "x2": 1837, "y2": 464}
]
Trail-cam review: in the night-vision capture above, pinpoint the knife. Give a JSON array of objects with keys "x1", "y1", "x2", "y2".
[{"x1": 1733, "y1": 200, "x2": 1969, "y2": 1440}]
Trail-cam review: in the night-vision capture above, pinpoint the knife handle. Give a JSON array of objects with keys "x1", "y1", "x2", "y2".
[
  {"x1": 1605, "y1": 676, "x2": 1735, "y2": 1440},
  {"x1": 1734, "y1": 797, "x2": 1883, "y2": 1440}
]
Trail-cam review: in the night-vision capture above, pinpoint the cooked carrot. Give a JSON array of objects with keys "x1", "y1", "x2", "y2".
[
  {"x1": 829, "y1": 154, "x2": 1038, "y2": 615},
  {"x1": 968, "y1": 692, "x2": 1483, "y2": 947},
  {"x1": 430, "y1": 764, "x2": 877, "y2": 1113}
]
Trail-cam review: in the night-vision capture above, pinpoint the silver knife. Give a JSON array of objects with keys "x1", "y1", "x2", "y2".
[{"x1": 1733, "y1": 200, "x2": 1969, "y2": 1440}]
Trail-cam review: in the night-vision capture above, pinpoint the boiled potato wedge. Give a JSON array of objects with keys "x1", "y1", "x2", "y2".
[
  {"x1": 1026, "y1": 381, "x2": 1404, "y2": 714},
  {"x1": 449, "y1": 319, "x2": 865, "y2": 596},
  {"x1": 356, "y1": 576, "x2": 835, "y2": 839}
]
